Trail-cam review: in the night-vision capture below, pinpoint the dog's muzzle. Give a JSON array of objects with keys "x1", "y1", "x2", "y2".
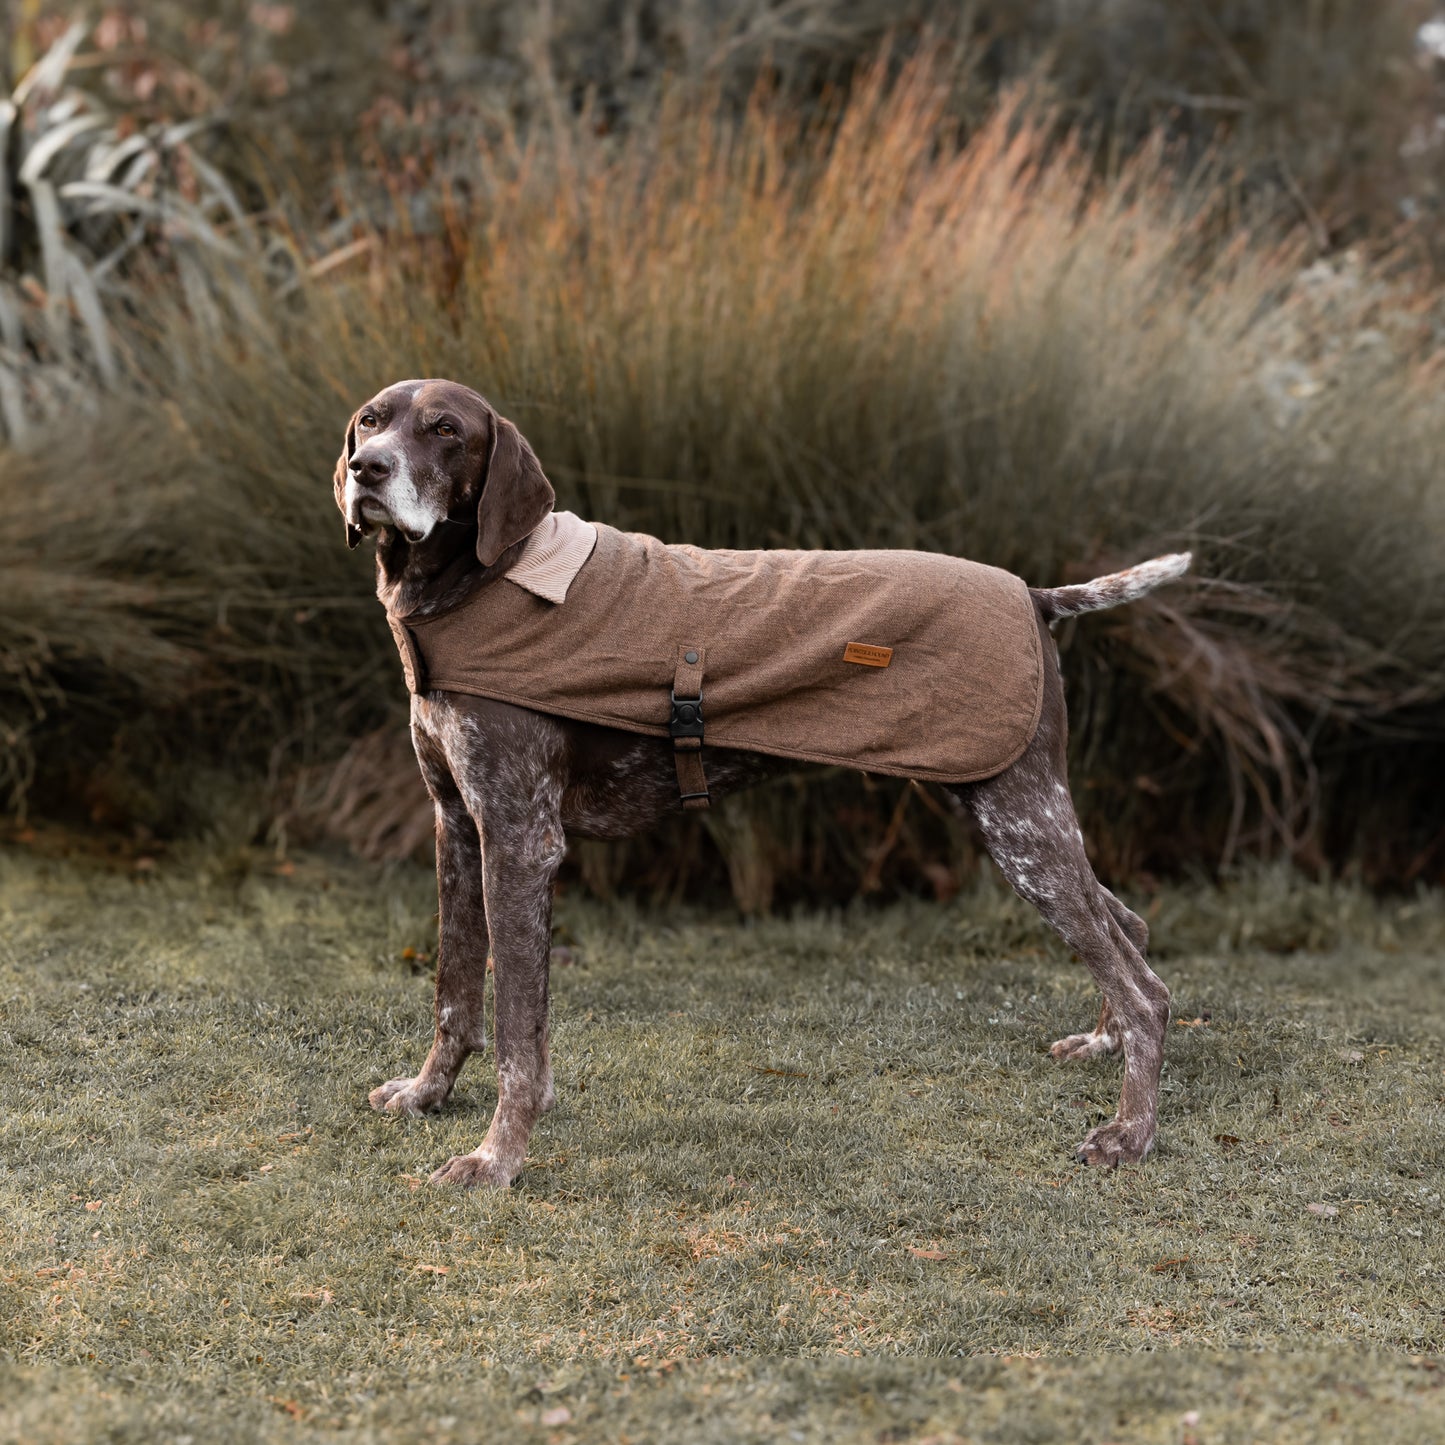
[
  {"x1": 344, "y1": 490, "x2": 380, "y2": 536},
  {"x1": 345, "y1": 480, "x2": 423, "y2": 542}
]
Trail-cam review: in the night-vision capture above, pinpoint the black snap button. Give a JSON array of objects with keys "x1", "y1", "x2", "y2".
[
  {"x1": 678, "y1": 704, "x2": 696, "y2": 724},
  {"x1": 684, "y1": 650, "x2": 698, "y2": 665}
]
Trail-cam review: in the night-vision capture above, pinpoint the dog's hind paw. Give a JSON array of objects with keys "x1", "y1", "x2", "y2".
[
  {"x1": 428, "y1": 1151, "x2": 517, "y2": 1189},
  {"x1": 1075, "y1": 1118, "x2": 1155, "y2": 1167},
  {"x1": 1050, "y1": 1028, "x2": 1122, "y2": 1063},
  {"x1": 369, "y1": 1075, "x2": 448, "y2": 1115}
]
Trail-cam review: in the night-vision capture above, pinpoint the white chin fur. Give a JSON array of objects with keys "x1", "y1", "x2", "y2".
[{"x1": 346, "y1": 457, "x2": 439, "y2": 544}]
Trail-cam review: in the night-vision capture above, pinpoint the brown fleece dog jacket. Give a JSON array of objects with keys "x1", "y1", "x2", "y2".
[{"x1": 387, "y1": 520, "x2": 1044, "y2": 788}]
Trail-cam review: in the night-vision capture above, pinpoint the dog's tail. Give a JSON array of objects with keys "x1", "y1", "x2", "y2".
[{"x1": 1030, "y1": 552, "x2": 1192, "y2": 624}]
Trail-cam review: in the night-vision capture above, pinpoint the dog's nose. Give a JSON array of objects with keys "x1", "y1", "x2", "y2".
[{"x1": 350, "y1": 452, "x2": 393, "y2": 485}]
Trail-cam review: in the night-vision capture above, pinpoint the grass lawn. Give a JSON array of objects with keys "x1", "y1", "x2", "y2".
[{"x1": 1, "y1": 841, "x2": 1442, "y2": 1442}]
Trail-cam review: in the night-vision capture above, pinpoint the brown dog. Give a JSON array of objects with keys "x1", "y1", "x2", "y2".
[{"x1": 335, "y1": 378, "x2": 1190, "y2": 1188}]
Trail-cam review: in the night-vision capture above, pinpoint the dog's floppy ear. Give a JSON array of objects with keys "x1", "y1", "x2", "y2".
[
  {"x1": 334, "y1": 409, "x2": 362, "y2": 550},
  {"x1": 476, "y1": 414, "x2": 555, "y2": 567}
]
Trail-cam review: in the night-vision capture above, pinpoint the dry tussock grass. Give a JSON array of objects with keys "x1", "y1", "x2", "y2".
[
  {"x1": 1, "y1": 51, "x2": 1442, "y2": 891},
  {"x1": 330, "y1": 55, "x2": 1445, "y2": 879}
]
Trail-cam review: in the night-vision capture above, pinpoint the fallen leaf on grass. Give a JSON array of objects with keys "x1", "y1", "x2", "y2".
[
  {"x1": 268, "y1": 1397, "x2": 304, "y2": 1419},
  {"x1": 1214, "y1": 1133, "x2": 1242, "y2": 1147},
  {"x1": 1151, "y1": 1256, "x2": 1191, "y2": 1274},
  {"x1": 1174, "y1": 1013, "x2": 1212, "y2": 1028},
  {"x1": 539, "y1": 1406, "x2": 572, "y2": 1426},
  {"x1": 908, "y1": 1247, "x2": 947, "y2": 1261},
  {"x1": 1338, "y1": 1050, "x2": 1365, "y2": 1065},
  {"x1": 415, "y1": 1263, "x2": 449, "y2": 1275},
  {"x1": 83, "y1": 1201, "x2": 103, "y2": 1213},
  {"x1": 1307, "y1": 1203, "x2": 1338, "y2": 1218}
]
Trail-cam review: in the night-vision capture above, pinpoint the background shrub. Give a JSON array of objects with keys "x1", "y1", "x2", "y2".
[{"x1": 1, "y1": 6, "x2": 1442, "y2": 902}]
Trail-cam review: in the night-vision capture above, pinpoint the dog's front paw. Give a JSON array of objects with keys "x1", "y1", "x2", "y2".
[
  {"x1": 1076, "y1": 1118, "x2": 1155, "y2": 1167},
  {"x1": 369, "y1": 1076, "x2": 447, "y2": 1115},
  {"x1": 1050, "y1": 1028, "x2": 1121, "y2": 1063},
  {"x1": 428, "y1": 1151, "x2": 517, "y2": 1189}
]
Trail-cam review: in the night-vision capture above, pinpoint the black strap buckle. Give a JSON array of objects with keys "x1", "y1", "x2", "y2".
[{"x1": 669, "y1": 690, "x2": 704, "y2": 742}]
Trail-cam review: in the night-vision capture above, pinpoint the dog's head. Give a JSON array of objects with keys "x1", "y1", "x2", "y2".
[{"x1": 333, "y1": 379, "x2": 554, "y2": 565}]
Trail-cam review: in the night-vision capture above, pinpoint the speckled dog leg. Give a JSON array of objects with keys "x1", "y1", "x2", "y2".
[
  {"x1": 1049, "y1": 887, "x2": 1152, "y2": 1061},
  {"x1": 370, "y1": 729, "x2": 490, "y2": 1117},
  {"x1": 958, "y1": 630, "x2": 1170, "y2": 1167},
  {"x1": 1050, "y1": 997, "x2": 1124, "y2": 1062},
  {"x1": 430, "y1": 712, "x2": 566, "y2": 1189}
]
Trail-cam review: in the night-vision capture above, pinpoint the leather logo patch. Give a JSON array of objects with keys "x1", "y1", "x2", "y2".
[{"x1": 843, "y1": 642, "x2": 893, "y2": 668}]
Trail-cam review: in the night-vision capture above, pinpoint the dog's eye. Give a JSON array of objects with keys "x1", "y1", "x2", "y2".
[
  {"x1": 436, "y1": 422, "x2": 455, "y2": 437},
  {"x1": 359, "y1": 414, "x2": 377, "y2": 429}
]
